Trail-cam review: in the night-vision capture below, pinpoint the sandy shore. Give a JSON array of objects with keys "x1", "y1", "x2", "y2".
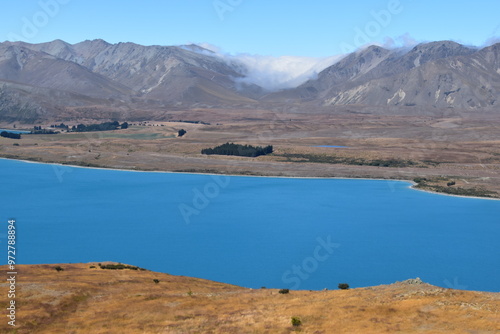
[{"x1": 2, "y1": 156, "x2": 499, "y2": 201}]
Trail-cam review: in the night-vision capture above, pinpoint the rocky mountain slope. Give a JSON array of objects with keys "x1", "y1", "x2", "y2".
[
  {"x1": 0, "y1": 42, "x2": 134, "y2": 99},
  {"x1": 265, "y1": 41, "x2": 500, "y2": 109},
  {"x1": 0, "y1": 40, "x2": 499, "y2": 122},
  {"x1": 0, "y1": 39, "x2": 258, "y2": 121},
  {"x1": 1, "y1": 39, "x2": 260, "y2": 103}
]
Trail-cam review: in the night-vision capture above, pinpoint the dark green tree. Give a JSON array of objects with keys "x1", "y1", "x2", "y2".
[
  {"x1": 201, "y1": 142, "x2": 273, "y2": 157},
  {"x1": 0, "y1": 131, "x2": 21, "y2": 139},
  {"x1": 338, "y1": 283, "x2": 350, "y2": 290}
]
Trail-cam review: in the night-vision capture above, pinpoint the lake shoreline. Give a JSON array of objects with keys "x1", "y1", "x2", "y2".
[{"x1": 2, "y1": 156, "x2": 499, "y2": 201}]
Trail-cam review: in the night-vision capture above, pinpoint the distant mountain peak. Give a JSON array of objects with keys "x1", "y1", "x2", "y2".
[
  {"x1": 47, "y1": 39, "x2": 70, "y2": 45},
  {"x1": 358, "y1": 45, "x2": 390, "y2": 54},
  {"x1": 179, "y1": 44, "x2": 215, "y2": 54},
  {"x1": 0, "y1": 39, "x2": 499, "y2": 122},
  {"x1": 77, "y1": 39, "x2": 111, "y2": 46},
  {"x1": 410, "y1": 40, "x2": 475, "y2": 53},
  {"x1": 265, "y1": 40, "x2": 500, "y2": 110}
]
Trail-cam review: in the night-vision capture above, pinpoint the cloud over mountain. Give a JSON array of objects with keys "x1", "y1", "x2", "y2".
[{"x1": 196, "y1": 44, "x2": 342, "y2": 91}]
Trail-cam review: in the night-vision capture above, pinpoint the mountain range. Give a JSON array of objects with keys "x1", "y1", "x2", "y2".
[{"x1": 0, "y1": 39, "x2": 499, "y2": 122}]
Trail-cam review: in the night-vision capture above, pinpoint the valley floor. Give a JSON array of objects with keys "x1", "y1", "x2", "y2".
[{"x1": 1, "y1": 108, "x2": 500, "y2": 198}]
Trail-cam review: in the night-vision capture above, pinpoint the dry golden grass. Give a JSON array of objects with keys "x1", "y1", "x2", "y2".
[{"x1": 0, "y1": 263, "x2": 498, "y2": 333}]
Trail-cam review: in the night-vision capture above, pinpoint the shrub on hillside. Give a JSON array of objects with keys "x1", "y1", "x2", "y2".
[
  {"x1": 99, "y1": 263, "x2": 142, "y2": 270},
  {"x1": 338, "y1": 283, "x2": 350, "y2": 290},
  {"x1": 291, "y1": 316, "x2": 302, "y2": 326},
  {"x1": 413, "y1": 177, "x2": 427, "y2": 184}
]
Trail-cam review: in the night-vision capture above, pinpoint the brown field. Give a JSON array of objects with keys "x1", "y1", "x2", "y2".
[
  {"x1": 0, "y1": 263, "x2": 498, "y2": 334},
  {"x1": 1, "y1": 108, "x2": 500, "y2": 197}
]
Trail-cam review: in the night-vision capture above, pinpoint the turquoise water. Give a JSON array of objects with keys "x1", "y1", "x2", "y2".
[
  {"x1": 1, "y1": 158, "x2": 499, "y2": 291},
  {"x1": 0, "y1": 129, "x2": 31, "y2": 134}
]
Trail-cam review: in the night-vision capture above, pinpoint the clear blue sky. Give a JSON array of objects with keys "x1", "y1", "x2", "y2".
[{"x1": 2, "y1": 0, "x2": 499, "y2": 57}]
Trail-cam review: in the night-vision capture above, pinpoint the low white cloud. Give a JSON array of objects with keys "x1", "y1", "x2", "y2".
[
  {"x1": 195, "y1": 42, "x2": 221, "y2": 53},
  {"x1": 381, "y1": 33, "x2": 419, "y2": 49},
  {"x1": 484, "y1": 24, "x2": 500, "y2": 46},
  {"x1": 483, "y1": 36, "x2": 500, "y2": 47},
  {"x1": 194, "y1": 44, "x2": 343, "y2": 91},
  {"x1": 230, "y1": 54, "x2": 343, "y2": 91}
]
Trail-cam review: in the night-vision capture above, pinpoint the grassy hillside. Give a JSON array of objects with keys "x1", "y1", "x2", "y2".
[{"x1": 0, "y1": 263, "x2": 499, "y2": 333}]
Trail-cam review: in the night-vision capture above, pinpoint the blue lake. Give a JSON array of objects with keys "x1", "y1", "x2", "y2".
[
  {"x1": 1, "y1": 158, "x2": 499, "y2": 292},
  {"x1": 0, "y1": 129, "x2": 31, "y2": 134}
]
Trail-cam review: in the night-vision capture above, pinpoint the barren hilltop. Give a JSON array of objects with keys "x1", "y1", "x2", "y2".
[{"x1": 1, "y1": 263, "x2": 498, "y2": 334}]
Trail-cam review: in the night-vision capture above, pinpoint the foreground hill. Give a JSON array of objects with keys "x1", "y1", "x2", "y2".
[{"x1": 1, "y1": 263, "x2": 498, "y2": 333}]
